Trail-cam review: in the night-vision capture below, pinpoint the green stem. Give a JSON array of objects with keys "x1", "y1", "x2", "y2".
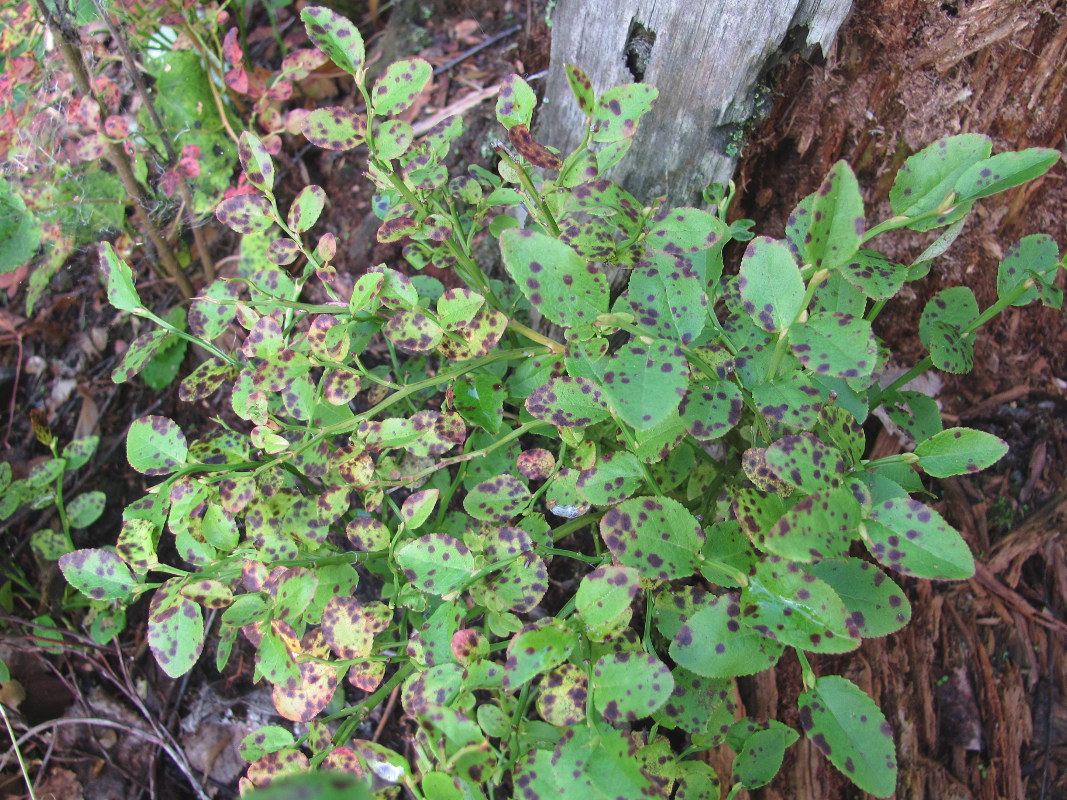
[
  {"x1": 495, "y1": 148, "x2": 562, "y2": 238},
  {"x1": 328, "y1": 662, "x2": 416, "y2": 744},
  {"x1": 795, "y1": 649, "x2": 816, "y2": 690}
]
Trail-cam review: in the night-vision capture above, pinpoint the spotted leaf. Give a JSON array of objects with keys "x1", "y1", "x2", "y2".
[
  {"x1": 462, "y1": 475, "x2": 531, "y2": 523},
  {"x1": 576, "y1": 451, "x2": 644, "y2": 506},
  {"x1": 452, "y1": 373, "x2": 505, "y2": 434},
  {"x1": 864, "y1": 498, "x2": 974, "y2": 579},
  {"x1": 918, "y1": 286, "x2": 978, "y2": 373},
  {"x1": 890, "y1": 134, "x2": 990, "y2": 230},
  {"x1": 383, "y1": 309, "x2": 443, "y2": 354},
  {"x1": 803, "y1": 160, "x2": 864, "y2": 270},
  {"x1": 564, "y1": 63, "x2": 594, "y2": 115},
  {"x1": 841, "y1": 250, "x2": 906, "y2": 300},
  {"x1": 502, "y1": 620, "x2": 576, "y2": 690},
  {"x1": 594, "y1": 341, "x2": 688, "y2": 432},
  {"x1": 536, "y1": 663, "x2": 588, "y2": 726},
  {"x1": 127, "y1": 415, "x2": 187, "y2": 476},
  {"x1": 742, "y1": 557, "x2": 859, "y2": 653},
  {"x1": 955, "y1": 147, "x2": 1060, "y2": 203},
  {"x1": 622, "y1": 252, "x2": 709, "y2": 345},
  {"x1": 761, "y1": 481, "x2": 866, "y2": 561},
  {"x1": 997, "y1": 234, "x2": 1061, "y2": 308},
  {"x1": 789, "y1": 312, "x2": 877, "y2": 379},
  {"x1": 303, "y1": 106, "x2": 367, "y2": 151},
  {"x1": 500, "y1": 228, "x2": 609, "y2": 328},
  {"x1": 372, "y1": 57, "x2": 431, "y2": 116},
  {"x1": 238, "y1": 131, "x2": 274, "y2": 192},
  {"x1": 799, "y1": 675, "x2": 897, "y2": 797},
  {"x1": 646, "y1": 207, "x2": 728, "y2": 255},
  {"x1": 216, "y1": 194, "x2": 275, "y2": 234},
  {"x1": 914, "y1": 427, "x2": 1008, "y2": 478},
  {"x1": 396, "y1": 533, "x2": 474, "y2": 597},
  {"x1": 288, "y1": 185, "x2": 326, "y2": 233},
  {"x1": 599, "y1": 496, "x2": 703, "y2": 580},
  {"x1": 738, "y1": 237, "x2": 804, "y2": 332},
  {"x1": 669, "y1": 592, "x2": 785, "y2": 678},
  {"x1": 272, "y1": 631, "x2": 345, "y2": 722},
  {"x1": 806, "y1": 557, "x2": 911, "y2": 638},
  {"x1": 400, "y1": 489, "x2": 438, "y2": 530},
  {"x1": 98, "y1": 243, "x2": 143, "y2": 313},
  {"x1": 148, "y1": 578, "x2": 205, "y2": 678},
  {"x1": 374, "y1": 118, "x2": 413, "y2": 160},
  {"x1": 301, "y1": 5, "x2": 365, "y2": 76},
  {"x1": 188, "y1": 279, "x2": 240, "y2": 340},
  {"x1": 763, "y1": 433, "x2": 846, "y2": 495},
  {"x1": 592, "y1": 652, "x2": 674, "y2": 723},
  {"x1": 59, "y1": 548, "x2": 137, "y2": 601},
  {"x1": 525, "y1": 376, "x2": 609, "y2": 428},
  {"x1": 321, "y1": 596, "x2": 386, "y2": 659},
  {"x1": 591, "y1": 83, "x2": 657, "y2": 142},
  {"x1": 112, "y1": 330, "x2": 170, "y2": 383},
  {"x1": 495, "y1": 73, "x2": 536, "y2": 128},
  {"x1": 679, "y1": 379, "x2": 743, "y2": 440},
  {"x1": 178, "y1": 357, "x2": 234, "y2": 402},
  {"x1": 180, "y1": 578, "x2": 233, "y2": 609},
  {"x1": 478, "y1": 550, "x2": 548, "y2": 613},
  {"x1": 66, "y1": 491, "x2": 105, "y2": 528},
  {"x1": 576, "y1": 565, "x2": 639, "y2": 640}
]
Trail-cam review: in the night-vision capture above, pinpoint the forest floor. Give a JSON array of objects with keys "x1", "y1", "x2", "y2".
[{"x1": 1, "y1": 0, "x2": 1065, "y2": 798}]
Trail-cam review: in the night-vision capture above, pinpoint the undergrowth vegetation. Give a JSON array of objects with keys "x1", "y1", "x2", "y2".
[{"x1": 3, "y1": 3, "x2": 1065, "y2": 799}]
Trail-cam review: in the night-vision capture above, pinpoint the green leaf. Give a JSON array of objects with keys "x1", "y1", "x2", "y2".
[
  {"x1": 576, "y1": 451, "x2": 644, "y2": 506},
  {"x1": 599, "y1": 496, "x2": 704, "y2": 580},
  {"x1": 452, "y1": 373, "x2": 505, "y2": 434},
  {"x1": 148, "y1": 579, "x2": 205, "y2": 678},
  {"x1": 918, "y1": 286, "x2": 978, "y2": 373},
  {"x1": 738, "y1": 237, "x2": 804, "y2": 332},
  {"x1": 238, "y1": 131, "x2": 275, "y2": 192},
  {"x1": 789, "y1": 312, "x2": 878, "y2": 379},
  {"x1": 591, "y1": 83, "x2": 658, "y2": 143},
  {"x1": 805, "y1": 160, "x2": 864, "y2": 270},
  {"x1": 500, "y1": 228, "x2": 609, "y2": 329},
  {"x1": 669, "y1": 592, "x2": 785, "y2": 678},
  {"x1": 396, "y1": 534, "x2": 475, "y2": 597},
  {"x1": 400, "y1": 489, "x2": 438, "y2": 530},
  {"x1": 67, "y1": 491, "x2": 106, "y2": 528},
  {"x1": 127, "y1": 415, "x2": 188, "y2": 476},
  {"x1": 240, "y1": 725, "x2": 295, "y2": 761},
  {"x1": 889, "y1": 134, "x2": 990, "y2": 220},
  {"x1": 463, "y1": 475, "x2": 531, "y2": 523},
  {"x1": 840, "y1": 250, "x2": 907, "y2": 300},
  {"x1": 502, "y1": 620, "x2": 577, "y2": 690},
  {"x1": 565, "y1": 64, "x2": 595, "y2": 115},
  {"x1": 591, "y1": 341, "x2": 689, "y2": 431},
  {"x1": 732, "y1": 721, "x2": 799, "y2": 789},
  {"x1": 575, "y1": 565, "x2": 639, "y2": 640},
  {"x1": 806, "y1": 557, "x2": 911, "y2": 638},
  {"x1": 288, "y1": 185, "x2": 326, "y2": 233},
  {"x1": 864, "y1": 497, "x2": 974, "y2": 579},
  {"x1": 303, "y1": 107, "x2": 367, "y2": 151},
  {"x1": 0, "y1": 177, "x2": 42, "y2": 273},
  {"x1": 383, "y1": 309, "x2": 443, "y2": 354},
  {"x1": 592, "y1": 652, "x2": 674, "y2": 722},
  {"x1": 216, "y1": 194, "x2": 276, "y2": 235},
  {"x1": 761, "y1": 482, "x2": 865, "y2": 562},
  {"x1": 98, "y1": 243, "x2": 143, "y2": 313},
  {"x1": 742, "y1": 558, "x2": 859, "y2": 653},
  {"x1": 301, "y1": 5, "x2": 366, "y2": 76},
  {"x1": 525, "y1": 376, "x2": 610, "y2": 428},
  {"x1": 914, "y1": 427, "x2": 1008, "y2": 477},
  {"x1": 496, "y1": 74, "x2": 537, "y2": 128},
  {"x1": 954, "y1": 147, "x2": 1061, "y2": 202},
  {"x1": 372, "y1": 58, "x2": 432, "y2": 116},
  {"x1": 763, "y1": 433, "x2": 846, "y2": 495},
  {"x1": 112, "y1": 330, "x2": 171, "y2": 384},
  {"x1": 59, "y1": 548, "x2": 137, "y2": 601},
  {"x1": 998, "y1": 234, "x2": 1061, "y2": 307},
  {"x1": 644, "y1": 207, "x2": 727, "y2": 255},
  {"x1": 621, "y1": 252, "x2": 709, "y2": 345},
  {"x1": 799, "y1": 675, "x2": 897, "y2": 797}
]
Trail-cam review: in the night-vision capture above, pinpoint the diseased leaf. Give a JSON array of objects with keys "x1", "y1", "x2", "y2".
[
  {"x1": 805, "y1": 160, "x2": 864, "y2": 270},
  {"x1": 148, "y1": 578, "x2": 205, "y2": 678},
  {"x1": 463, "y1": 475, "x2": 531, "y2": 523},
  {"x1": 599, "y1": 496, "x2": 704, "y2": 580},
  {"x1": 864, "y1": 498, "x2": 974, "y2": 579},
  {"x1": 669, "y1": 592, "x2": 785, "y2": 678},
  {"x1": 955, "y1": 147, "x2": 1061, "y2": 202},
  {"x1": 59, "y1": 548, "x2": 137, "y2": 601},
  {"x1": 799, "y1": 675, "x2": 897, "y2": 797},
  {"x1": 396, "y1": 534, "x2": 475, "y2": 597},
  {"x1": 495, "y1": 74, "x2": 536, "y2": 128},
  {"x1": 806, "y1": 557, "x2": 911, "y2": 638},
  {"x1": 301, "y1": 5, "x2": 365, "y2": 76},
  {"x1": 591, "y1": 652, "x2": 674, "y2": 722},
  {"x1": 127, "y1": 416, "x2": 187, "y2": 476},
  {"x1": 739, "y1": 237, "x2": 804, "y2": 332},
  {"x1": 372, "y1": 57, "x2": 431, "y2": 116},
  {"x1": 890, "y1": 134, "x2": 990, "y2": 222},
  {"x1": 914, "y1": 427, "x2": 1008, "y2": 477},
  {"x1": 591, "y1": 83, "x2": 658, "y2": 143}
]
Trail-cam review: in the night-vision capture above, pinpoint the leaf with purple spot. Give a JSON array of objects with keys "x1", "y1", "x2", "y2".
[
  {"x1": 300, "y1": 5, "x2": 365, "y2": 76},
  {"x1": 216, "y1": 194, "x2": 275, "y2": 235},
  {"x1": 112, "y1": 330, "x2": 170, "y2": 384},
  {"x1": 502, "y1": 619, "x2": 576, "y2": 690},
  {"x1": 576, "y1": 565, "x2": 640, "y2": 640},
  {"x1": 914, "y1": 427, "x2": 1008, "y2": 478},
  {"x1": 798, "y1": 675, "x2": 897, "y2": 797},
  {"x1": 738, "y1": 237, "x2": 804, "y2": 333},
  {"x1": 890, "y1": 134, "x2": 990, "y2": 226},
  {"x1": 803, "y1": 160, "x2": 863, "y2": 270},
  {"x1": 525, "y1": 376, "x2": 610, "y2": 429},
  {"x1": 462, "y1": 474, "x2": 531, "y2": 523},
  {"x1": 453, "y1": 373, "x2": 505, "y2": 434},
  {"x1": 863, "y1": 497, "x2": 973, "y2": 579},
  {"x1": 495, "y1": 73, "x2": 536, "y2": 128},
  {"x1": 98, "y1": 243, "x2": 143, "y2": 313},
  {"x1": 396, "y1": 533, "x2": 475, "y2": 597},
  {"x1": 591, "y1": 652, "x2": 674, "y2": 722},
  {"x1": 400, "y1": 489, "x2": 438, "y2": 530},
  {"x1": 188, "y1": 278, "x2": 240, "y2": 340},
  {"x1": 272, "y1": 630, "x2": 345, "y2": 723},
  {"x1": 741, "y1": 557, "x2": 859, "y2": 653},
  {"x1": 621, "y1": 252, "x2": 708, "y2": 345},
  {"x1": 373, "y1": 119, "x2": 414, "y2": 160},
  {"x1": 668, "y1": 592, "x2": 785, "y2": 678},
  {"x1": 592, "y1": 341, "x2": 689, "y2": 432},
  {"x1": 576, "y1": 451, "x2": 643, "y2": 506},
  {"x1": 565, "y1": 63, "x2": 595, "y2": 115},
  {"x1": 679, "y1": 379, "x2": 743, "y2": 440},
  {"x1": 476, "y1": 550, "x2": 548, "y2": 614},
  {"x1": 59, "y1": 548, "x2": 137, "y2": 602},
  {"x1": 147, "y1": 578, "x2": 205, "y2": 678},
  {"x1": 760, "y1": 480, "x2": 866, "y2": 562},
  {"x1": 303, "y1": 106, "x2": 367, "y2": 151},
  {"x1": 997, "y1": 234, "x2": 1061, "y2": 308},
  {"x1": 918, "y1": 286, "x2": 977, "y2": 373},
  {"x1": 591, "y1": 83, "x2": 657, "y2": 143},
  {"x1": 599, "y1": 495, "x2": 704, "y2": 580},
  {"x1": 238, "y1": 131, "x2": 275, "y2": 192},
  {"x1": 763, "y1": 433, "x2": 845, "y2": 495},
  {"x1": 806, "y1": 557, "x2": 911, "y2": 638},
  {"x1": 371, "y1": 57, "x2": 431, "y2": 116},
  {"x1": 287, "y1": 185, "x2": 326, "y2": 233},
  {"x1": 645, "y1": 206, "x2": 728, "y2": 255},
  {"x1": 499, "y1": 228, "x2": 609, "y2": 329},
  {"x1": 955, "y1": 146, "x2": 1061, "y2": 203},
  {"x1": 383, "y1": 309, "x2": 443, "y2": 354},
  {"x1": 536, "y1": 663, "x2": 588, "y2": 726},
  {"x1": 789, "y1": 311, "x2": 877, "y2": 379},
  {"x1": 126, "y1": 415, "x2": 187, "y2": 476}
]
